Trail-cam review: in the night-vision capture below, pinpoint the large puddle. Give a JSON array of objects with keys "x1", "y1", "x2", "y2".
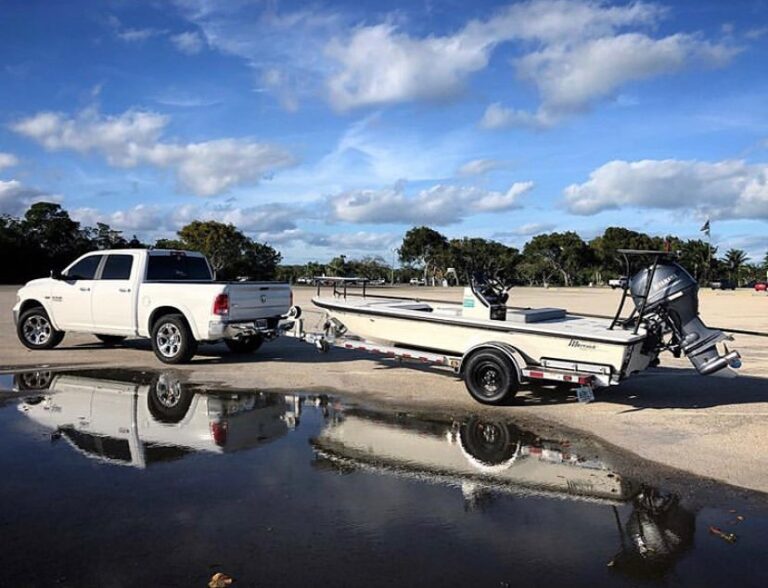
[{"x1": 1, "y1": 368, "x2": 767, "y2": 587}]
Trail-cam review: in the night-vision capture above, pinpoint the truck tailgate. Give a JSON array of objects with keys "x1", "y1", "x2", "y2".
[{"x1": 226, "y1": 283, "x2": 291, "y2": 321}]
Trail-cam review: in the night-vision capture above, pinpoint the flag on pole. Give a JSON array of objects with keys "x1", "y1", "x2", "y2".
[{"x1": 700, "y1": 219, "x2": 711, "y2": 237}]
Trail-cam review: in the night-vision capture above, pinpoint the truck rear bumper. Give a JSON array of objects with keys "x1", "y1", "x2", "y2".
[{"x1": 207, "y1": 318, "x2": 277, "y2": 341}]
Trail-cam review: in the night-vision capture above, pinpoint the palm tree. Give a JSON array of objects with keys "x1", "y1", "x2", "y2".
[{"x1": 724, "y1": 248, "x2": 749, "y2": 285}]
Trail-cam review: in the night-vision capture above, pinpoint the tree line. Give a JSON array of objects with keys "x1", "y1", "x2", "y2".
[
  {"x1": 2, "y1": 203, "x2": 765, "y2": 286},
  {"x1": 0, "y1": 202, "x2": 281, "y2": 284},
  {"x1": 393, "y1": 226, "x2": 766, "y2": 287}
]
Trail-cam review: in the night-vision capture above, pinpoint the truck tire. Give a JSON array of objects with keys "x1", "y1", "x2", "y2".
[
  {"x1": 151, "y1": 314, "x2": 197, "y2": 364},
  {"x1": 147, "y1": 373, "x2": 193, "y2": 423},
  {"x1": 95, "y1": 335, "x2": 126, "y2": 346},
  {"x1": 225, "y1": 334, "x2": 263, "y2": 354},
  {"x1": 463, "y1": 349, "x2": 519, "y2": 405},
  {"x1": 17, "y1": 307, "x2": 65, "y2": 350}
]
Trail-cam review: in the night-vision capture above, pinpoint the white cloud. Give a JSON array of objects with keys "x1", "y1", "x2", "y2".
[
  {"x1": 170, "y1": 31, "x2": 205, "y2": 54},
  {"x1": 494, "y1": 223, "x2": 557, "y2": 238},
  {"x1": 117, "y1": 28, "x2": 165, "y2": 43},
  {"x1": 327, "y1": 181, "x2": 533, "y2": 225},
  {"x1": 564, "y1": 159, "x2": 768, "y2": 219},
  {"x1": 72, "y1": 201, "x2": 301, "y2": 236},
  {"x1": 172, "y1": 0, "x2": 735, "y2": 119},
  {"x1": 11, "y1": 108, "x2": 296, "y2": 196},
  {"x1": 0, "y1": 180, "x2": 58, "y2": 216},
  {"x1": 491, "y1": 32, "x2": 738, "y2": 127},
  {"x1": 324, "y1": 0, "x2": 735, "y2": 116},
  {"x1": 0, "y1": 152, "x2": 19, "y2": 171},
  {"x1": 456, "y1": 158, "x2": 501, "y2": 176},
  {"x1": 326, "y1": 23, "x2": 492, "y2": 110},
  {"x1": 305, "y1": 231, "x2": 399, "y2": 251}
]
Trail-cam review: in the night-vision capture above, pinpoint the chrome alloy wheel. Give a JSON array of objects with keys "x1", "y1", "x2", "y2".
[
  {"x1": 23, "y1": 314, "x2": 52, "y2": 346},
  {"x1": 154, "y1": 374, "x2": 183, "y2": 408},
  {"x1": 156, "y1": 322, "x2": 182, "y2": 359}
]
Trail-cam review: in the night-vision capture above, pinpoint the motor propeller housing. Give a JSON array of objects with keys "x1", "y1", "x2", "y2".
[{"x1": 628, "y1": 261, "x2": 740, "y2": 375}]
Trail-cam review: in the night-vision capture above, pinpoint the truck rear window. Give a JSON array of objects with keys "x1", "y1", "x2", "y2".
[{"x1": 146, "y1": 255, "x2": 212, "y2": 281}]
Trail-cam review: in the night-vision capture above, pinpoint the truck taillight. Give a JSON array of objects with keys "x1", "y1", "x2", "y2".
[
  {"x1": 211, "y1": 421, "x2": 228, "y2": 446},
  {"x1": 213, "y1": 293, "x2": 229, "y2": 316}
]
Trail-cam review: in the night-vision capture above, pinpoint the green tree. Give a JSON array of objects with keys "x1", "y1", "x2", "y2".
[
  {"x1": 228, "y1": 240, "x2": 281, "y2": 280},
  {"x1": 523, "y1": 231, "x2": 591, "y2": 286},
  {"x1": 154, "y1": 238, "x2": 186, "y2": 249},
  {"x1": 22, "y1": 202, "x2": 87, "y2": 258},
  {"x1": 448, "y1": 237, "x2": 520, "y2": 284},
  {"x1": 399, "y1": 226, "x2": 448, "y2": 284},
  {"x1": 589, "y1": 227, "x2": 661, "y2": 280},
  {"x1": 91, "y1": 222, "x2": 128, "y2": 250},
  {"x1": 724, "y1": 248, "x2": 749, "y2": 285},
  {"x1": 177, "y1": 221, "x2": 248, "y2": 274},
  {"x1": 677, "y1": 239, "x2": 716, "y2": 282}
]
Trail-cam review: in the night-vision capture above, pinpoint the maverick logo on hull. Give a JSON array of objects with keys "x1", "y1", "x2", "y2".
[{"x1": 569, "y1": 339, "x2": 597, "y2": 350}]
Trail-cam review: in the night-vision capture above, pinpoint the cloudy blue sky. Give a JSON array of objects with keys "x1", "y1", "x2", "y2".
[{"x1": 1, "y1": 0, "x2": 767, "y2": 263}]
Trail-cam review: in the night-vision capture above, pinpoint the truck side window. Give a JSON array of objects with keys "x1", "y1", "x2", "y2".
[
  {"x1": 65, "y1": 255, "x2": 102, "y2": 280},
  {"x1": 101, "y1": 255, "x2": 134, "y2": 280}
]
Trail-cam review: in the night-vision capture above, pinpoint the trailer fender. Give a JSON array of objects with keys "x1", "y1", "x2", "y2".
[{"x1": 459, "y1": 342, "x2": 526, "y2": 381}]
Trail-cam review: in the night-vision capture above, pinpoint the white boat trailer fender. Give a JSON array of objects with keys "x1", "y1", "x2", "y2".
[{"x1": 282, "y1": 316, "x2": 600, "y2": 403}]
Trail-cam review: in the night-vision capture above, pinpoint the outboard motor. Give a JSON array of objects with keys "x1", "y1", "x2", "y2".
[{"x1": 628, "y1": 261, "x2": 740, "y2": 375}]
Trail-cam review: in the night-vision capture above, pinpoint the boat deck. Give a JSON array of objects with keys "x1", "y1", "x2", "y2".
[{"x1": 313, "y1": 296, "x2": 646, "y2": 344}]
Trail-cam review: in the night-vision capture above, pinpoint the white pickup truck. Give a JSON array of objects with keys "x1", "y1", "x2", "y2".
[{"x1": 13, "y1": 249, "x2": 294, "y2": 363}]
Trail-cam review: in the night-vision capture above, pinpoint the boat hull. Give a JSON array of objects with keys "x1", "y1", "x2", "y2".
[{"x1": 315, "y1": 297, "x2": 655, "y2": 383}]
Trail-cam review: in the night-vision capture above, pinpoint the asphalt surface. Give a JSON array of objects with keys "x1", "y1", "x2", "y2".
[{"x1": 2, "y1": 284, "x2": 767, "y2": 492}]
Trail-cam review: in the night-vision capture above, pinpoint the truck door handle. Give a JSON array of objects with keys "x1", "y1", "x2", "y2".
[
  {"x1": 79, "y1": 287, "x2": 91, "y2": 292},
  {"x1": 119, "y1": 288, "x2": 131, "y2": 293}
]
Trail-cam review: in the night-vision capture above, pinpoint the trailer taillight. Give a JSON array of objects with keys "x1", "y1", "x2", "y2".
[{"x1": 213, "y1": 293, "x2": 229, "y2": 316}]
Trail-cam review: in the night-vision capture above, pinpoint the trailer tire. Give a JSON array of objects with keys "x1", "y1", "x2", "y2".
[{"x1": 464, "y1": 349, "x2": 519, "y2": 405}]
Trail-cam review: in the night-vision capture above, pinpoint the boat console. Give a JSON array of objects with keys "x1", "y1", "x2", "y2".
[{"x1": 465, "y1": 274, "x2": 508, "y2": 321}]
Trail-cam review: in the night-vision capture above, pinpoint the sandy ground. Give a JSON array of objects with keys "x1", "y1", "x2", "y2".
[{"x1": 2, "y1": 284, "x2": 767, "y2": 493}]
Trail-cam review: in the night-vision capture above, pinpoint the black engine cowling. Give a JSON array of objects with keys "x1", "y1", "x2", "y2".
[{"x1": 629, "y1": 262, "x2": 740, "y2": 375}]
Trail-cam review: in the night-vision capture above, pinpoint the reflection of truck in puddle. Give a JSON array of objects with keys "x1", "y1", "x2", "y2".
[
  {"x1": 15, "y1": 371, "x2": 301, "y2": 468},
  {"x1": 313, "y1": 410, "x2": 635, "y2": 502}
]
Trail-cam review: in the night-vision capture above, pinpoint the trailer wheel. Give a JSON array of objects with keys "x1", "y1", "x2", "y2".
[{"x1": 464, "y1": 349, "x2": 519, "y2": 405}]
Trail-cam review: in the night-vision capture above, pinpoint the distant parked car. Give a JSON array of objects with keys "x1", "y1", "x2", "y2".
[
  {"x1": 608, "y1": 277, "x2": 628, "y2": 290},
  {"x1": 755, "y1": 282, "x2": 767, "y2": 292},
  {"x1": 409, "y1": 278, "x2": 426, "y2": 286},
  {"x1": 710, "y1": 279, "x2": 736, "y2": 290}
]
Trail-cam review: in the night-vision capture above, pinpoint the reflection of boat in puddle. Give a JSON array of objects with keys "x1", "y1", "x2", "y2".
[
  {"x1": 313, "y1": 409, "x2": 634, "y2": 503},
  {"x1": 14, "y1": 370, "x2": 301, "y2": 468},
  {"x1": 312, "y1": 409, "x2": 695, "y2": 579}
]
